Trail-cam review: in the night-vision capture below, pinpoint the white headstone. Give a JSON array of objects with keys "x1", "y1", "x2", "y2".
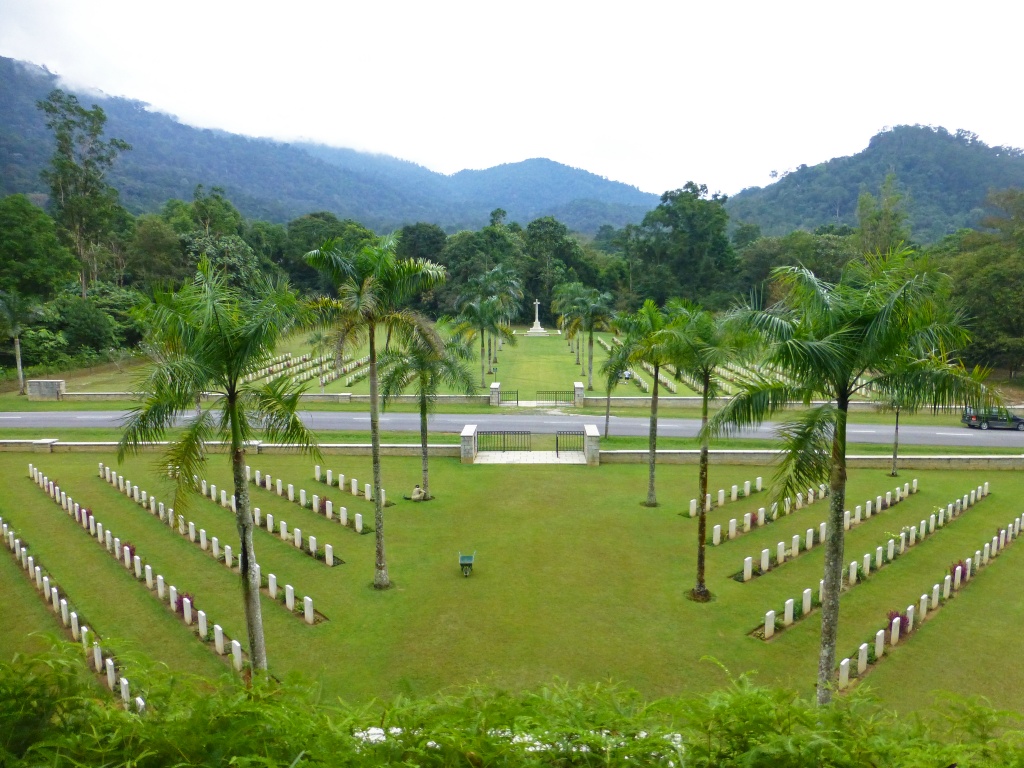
[
  {"x1": 145, "y1": 564, "x2": 153, "y2": 589},
  {"x1": 285, "y1": 584, "x2": 295, "y2": 610},
  {"x1": 863, "y1": 553, "x2": 872, "y2": 576},
  {"x1": 304, "y1": 595, "x2": 314, "y2": 624},
  {"x1": 266, "y1": 513, "x2": 274, "y2": 533},
  {"x1": 743, "y1": 557, "x2": 752, "y2": 582},
  {"x1": 294, "y1": 528, "x2": 302, "y2": 548},
  {"x1": 198, "y1": 610, "x2": 208, "y2": 637},
  {"x1": 169, "y1": 586, "x2": 178, "y2": 612},
  {"x1": 157, "y1": 575, "x2": 165, "y2": 599},
  {"x1": 212, "y1": 537, "x2": 220, "y2": 558},
  {"x1": 764, "y1": 610, "x2": 775, "y2": 639},
  {"x1": 280, "y1": 520, "x2": 288, "y2": 540},
  {"x1": 839, "y1": 658, "x2": 850, "y2": 689},
  {"x1": 943, "y1": 574, "x2": 951, "y2": 599},
  {"x1": 875, "y1": 629, "x2": 886, "y2": 658},
  {"x1": 705, "y1": 494, "x2": 711, "y2": 512},
  {"x1": 134, "y1": 555, "x2": 142, "y2": 579},
  {"x1": 929, "y1": 514, "x2": 936, "y2": 533},
  {"x1": 819, "y1": 522, "x2": 827, "y2": 543},
  {"x1": 806, "y1": 528, "x2": 814, "y2": 551},
  {"x1": 931, "y1": 584, "x2": 940, "y2": 609},
  {"x1": 802, "y1": 588, "x2": 812, "y2": 615},
  {"x1": 214, "y1": 624, "x2": 225, "y2": 655},
  {"x1": 731, "y1": 485, "x2": 738, "y2": 502},
  {"x1": 326, "y1": 469, "x2": 332, "y2": 486},
  {"x1": 183, "y1": 597, "x2": 192, "y2": 624},
  {"x1": 865, "y1": 499, "x2": 872, "y2": 518},
  {"x1": 689, "y1": 499, "x2": 697, "y2": 517},
  {"x1": 351, "y1": 478, "x2": 358, "y2": 495},
  {"x1": 891, "y1": 617, "x2": 901, "y2": 645},
  {"x1": 875, "y1": 546, "x2": 883, "y2": 570},
  {"x1": 224, "y1": 545, "x2": 232, "y2": 569},
  {"x1": 757, "y1": 507, "x2": 765, "y2": 526},
  {"x1": 954, "y1": 565, "x2": 962, "y2": 589},
  {"x1": 784, "y1": 598, "x2": 794, "y2": 626},
  {"x1": 908, "y1": 527, "x2": 916, "y2": 546},
  {"x1": 792, "y1": 534, "x2": 800, "y2": 557},
  {"x1": 106, "y1": 658, "x2": 116, "y2": 690},
  {"x1": 277, "y1": 479, "x2": 283, "y2": 496},
  {"x1": 776, "y1": 541, "x2": 786, "y2": 565},
  {"x1": 309, "y1": 535, "x2": 317, "y2": 557},
  {"x1": 712, "y1": 525, "x2": 721, "y2": 546},
  {"x1": 365, "y1": 483, "x2": 372, "y2": 501},
  {"x1": 355, "y1": 513, "x2": 363, "y2": 533},
  {"x1": 326, "y1": 544, "x2": 334, "y2": 567},
  {"x1": 743, "y1": 513, "x2": 751, "y2": 533},
  {"x1": 843, "y1": 510, "x2": 851, "y2": 531},
  {"x1": 340, "y1": 506, "x2": 348, "y2": 526},
  {"x1": 231, "y1": 640, "x2": 242, "y2": 670},
  {"x1": 288, "y1": 484, "x2": 295, "y2": 502},
  {"x1": 326, "y1": 500, "x2": 333, "y2": 520},
  {"x1": 728, "y1": 519, "x2": 737, "y2": 539},
  {"x1": 849, "y1": 561, "x2": 858, "y2": 586},
  {"x1": 760, "y1": 549, "x2": 770, "y2": 573}
]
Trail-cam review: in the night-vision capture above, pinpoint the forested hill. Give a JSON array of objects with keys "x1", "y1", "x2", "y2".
[
  {"x1": 726, "y1": 125, "x2": 1024, "y2": 243},
  {"x1": 0, "y1": 56, "x2": 658, "y2": 233}
]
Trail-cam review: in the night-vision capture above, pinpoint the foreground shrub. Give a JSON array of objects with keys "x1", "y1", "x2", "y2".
[{"x1": 1, "y1": 640, "x2": 1023, "y2": 766}]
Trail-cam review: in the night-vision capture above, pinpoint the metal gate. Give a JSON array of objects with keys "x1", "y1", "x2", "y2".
[
  {"x1": 555, "y1": 430, "x2": 584, "y2": 456},
  {"x1": 499, "y1": 389, "x2": 519, "y2": 406},
  {"x1": 477, "y1": 430, "x2": 531, "y2": 452},
  {"x1": 536, "y1": 390, "x2": 574, "y2": 405}
]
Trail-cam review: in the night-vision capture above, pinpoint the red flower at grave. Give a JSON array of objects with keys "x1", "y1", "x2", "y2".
[
  {"x1": 176, "y1": 592, "x2": 196, "y2": 616},
  {"x1": 886, "y1": 609, "x2": 910, "y2": 639},
  {"x1": 123, "y1": 541, "x2": 137, "y2": 562},
  {"x1": 949, "y1": 560, "x2": 968, "y2": 580}
]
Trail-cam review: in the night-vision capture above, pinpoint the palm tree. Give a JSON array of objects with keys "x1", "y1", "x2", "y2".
[
  {"x1": 665, "y1": 300, "x2": 752, "y2": 602},
  {"x1": 379, "y1": 319, "x2": 476, "y2": 498},
  {"x1": 306, "y1": 233, "x2": 445, "y2": 590},
  {"x1": 0, "y1": 290, "x2": 39, "y2": 395},
  {"x1": 615, "y1": 300, "x2": 677, "y2": 507},
  {"x1": 118, "y1": 259, "x2": 318, "y2": 671},
  {"x1": 458, "y1": 295, "x2": 515, "y2": 388},
  {"x1": 599, "y1": 333, "x2": 630, "y2": 438},
  {"x1": 709, "y1": 247, "x2": 988, "y2": 705}
]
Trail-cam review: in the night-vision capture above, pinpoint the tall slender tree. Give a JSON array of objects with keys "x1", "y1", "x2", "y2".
[
  {"x1": 38, "y1": 90, "x2": 130, "y2": 298},
  {"x1": 118, "y1": 259, "x2": 318, "y2": 671},
  {"x1": 664, "y1": 300, "x2": 751, "y2": 601},
  {"x1": 379, "y1": 320, "x2": 476, "y2": 498},
  {"x1": 306, "y1": 233, "x2": 445, "y2": 589},
  {"x1": 615, "y1": 300, "x2": 677, "y2": 506},
  {"x1": 709, "y1": 247, "x2": 988, "y2": 705},
  {"x1": 0, "y1": 290, "x2": 40, "y2": 395}
]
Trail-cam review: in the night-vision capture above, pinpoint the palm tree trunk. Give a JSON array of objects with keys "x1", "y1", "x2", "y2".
[
  {"x1": 645, "y1": 366, "x2": 659, "y2": 506},
  {"x1": 479, "y1": 330, "x2": 486, "y2": 388},
  {"x1": 604, "y1": 388, "x2": 612, "y2": 438},
  {"x1": 231, "y1": 427, "x2": 267, "y2": 671},
  {"x1": 420, "y1": 386, "x2": 430, "y2": 498},
  {"x1": 575, "y1": 336, "x2": 581, "y2": 366},
  {"x1": 587, "y1": 330, "x2": 594, "y2": 390},
  {"x1": 369, "y1": 324, "x2": 390, "y2": 589},
  {"x1": 693, "y1": 372, "x2": 712, "y2": 601},
  {"x1": 890, "y1": 406, "x2": 900, "y2": 477},
  {"x1": 14, "y1": 335, "x2": 24, "y2": 396},
  {"x1": 817, "y1": 397, "x2": 849, "y2": 706}
]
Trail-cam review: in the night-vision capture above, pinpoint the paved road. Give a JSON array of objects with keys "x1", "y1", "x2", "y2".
[{"x1": 4, "y1": 409, "x2": 1024, "y2": 448}]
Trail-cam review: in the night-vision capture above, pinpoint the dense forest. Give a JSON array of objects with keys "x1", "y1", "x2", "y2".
[
  {"x1": 1, "y1": 54, "x2": 1024, "y2": 386},
  {"x1": 726, "y1": 125, "x2": 1024, "y2": 243}
]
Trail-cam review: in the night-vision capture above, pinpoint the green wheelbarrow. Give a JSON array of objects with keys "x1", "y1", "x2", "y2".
[{"x1": 458, "y1": 551, "x2": 476, "y2": 577}]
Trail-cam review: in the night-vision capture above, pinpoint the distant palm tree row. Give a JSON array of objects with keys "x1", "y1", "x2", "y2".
[{"x1": 116, "y1": 235, "x2": 989, "y2": 709}]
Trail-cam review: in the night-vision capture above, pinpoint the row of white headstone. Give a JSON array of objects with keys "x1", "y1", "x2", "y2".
[
  {"x1": 759, "y1": 482, "x2": 989, "y2": 634},
  {"x1": 836, "y1": 509, "x2": 1021, "y2": 690},
  {"x1": 95, "y1": 463, "x2": 324, "y2": 617},
  {"x1": 2, "y1": 512, "x2": 146, "y2": 712},
  {"x1": 740, "y1": 480, "x2": 921, "y2": 577},
  {"x1": 690, "y1": 477, "x2": 764, "y2": 518},
  {"x1": 252, "y1": 464, "x2": 373, "y2": 534},
  {"x1": 712, "y1": 482, "x2": 831, "y2": 547},
  {"x1": 31, "y1": 464, "x2": 260, "y2": 662},
  {"x1": 188, "y1": 468, "x2": 339, "y2": 565}
]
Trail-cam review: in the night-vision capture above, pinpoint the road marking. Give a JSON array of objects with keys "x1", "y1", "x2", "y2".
[
  {"x1": 848, "y1": 429, "x2": 878, "y2": 434},
  {"x1": 936, "y1": 432, "x2": 974, "y2": 437},
  {"x1": 74, "y1": 416, "x2": 110, "y2": 420},
  {"x1": 0, "y1": 416, "x2": 22, "y2": 419}
]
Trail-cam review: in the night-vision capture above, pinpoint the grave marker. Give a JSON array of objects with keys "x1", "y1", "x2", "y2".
[{"x1": 764, "y1": 610, "x2": 775, "y2": 639}]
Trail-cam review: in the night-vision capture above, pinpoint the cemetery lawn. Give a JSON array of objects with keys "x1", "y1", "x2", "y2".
[{"x1": 5, "y1": 452, "x2": 1023, "y2": 714}]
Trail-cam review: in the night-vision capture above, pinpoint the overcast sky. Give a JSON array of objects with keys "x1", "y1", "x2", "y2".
[{"x1": 1, "y1": 0, "x2": 1020, "y2": 196}]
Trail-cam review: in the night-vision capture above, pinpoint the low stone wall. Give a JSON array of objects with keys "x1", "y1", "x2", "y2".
[
  {"x1": 5, "y1": 439, "x2": 460, "y2": 458},
  {"x1": 598, "y1": 449, "x2": 1024, "y2": 470},
  {"x1": 55, "y1": 391, "x2": 490, "y2": 406}
]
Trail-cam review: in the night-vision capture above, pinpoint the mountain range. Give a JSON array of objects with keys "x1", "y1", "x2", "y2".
[
  {"x1": 3, "y1": 55, "x2": 1024, "y2": 241},
  {"x1": 0, "y1": 56, "x2": 658, "y2": 233}
]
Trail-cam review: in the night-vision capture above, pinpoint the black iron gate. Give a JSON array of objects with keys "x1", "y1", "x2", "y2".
[
  {"x1": 555, "y1": 430, "x2": 585, "y2": 456},
  {"x1": 536, "y1": 390, "x2": 574, "y2": 405},
  {"x1": 477, "y1": 430, "x2": 531, "y2": 452},
  {"x1": 499, "y1": 389, "x2": 519, "y2": 406}
]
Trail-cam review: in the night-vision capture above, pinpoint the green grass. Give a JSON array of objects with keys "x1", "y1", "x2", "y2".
[{"x1": 4, "y1": 450, "x2": 1022, "y2": 715}]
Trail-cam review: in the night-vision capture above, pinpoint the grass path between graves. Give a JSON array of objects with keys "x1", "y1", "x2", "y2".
[{"x1": 3, "y1": 451, "x2": 1023, "y2": 715}]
